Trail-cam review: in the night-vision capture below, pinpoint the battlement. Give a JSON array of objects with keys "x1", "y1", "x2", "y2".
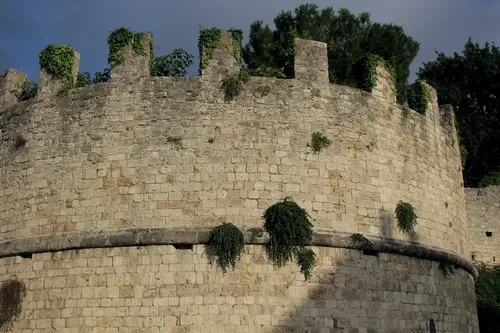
[{"x1": 0, "y1": 28, "x2": 479, "y2": 333}]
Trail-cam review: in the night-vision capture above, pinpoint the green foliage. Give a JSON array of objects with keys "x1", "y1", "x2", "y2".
[
  {"x1": 479, "y1": 170, "x2": 500, "y2": 187},
  {"x1": 221, "y1": 70, "x2": 250, "y2": 101},
  {"x1": 254, "y1": 66, "x2": 286, "y2": 78},
  {"x1": 0, "y1": 279, "x2": 27, "y2": 330},
  {"x1": 208, "y1": 223, "x2": 245, "y2": 273},
  {"x1": 401, "y1": 106, "x2": 410, "y2": 120},
  {"x1": 38, "y1": 44, "x2": 76, "y2": 88},
  {"x1": 242, "y1": 4, "x2": 419, "y2": 102},
  {"x1": 309, "y1": 132, "x2": 332, "y2": 154},
  {"x1": 475, "y1": 264, "x2": 500, "y2": 333},
  {"x1": 395, "y1": 201, "x2": 418, "y2": 233},
  {"x1": 256, "y1": 85, "x2": 271, "y2": 96},
  {"x1": 76, "y1": 68, "x2": 111, "y2": 88},
  {"x1": 228, "y1": 28, "x2": 244, "y2": 64},
  {"x1": 407, "y1": 81, "x2": 430, "y2": 114},
  {"x1": 352, "y1": 54, "x2": 397, "y2": 95},
  {"x1": 107, "y1": 27, "x2": 149, "y2": 69},
  {"x1": 349, "y1": 233, "x2": 373, "y2": 247},
  {"x1": 18, "y1": 80, "x2": 37, "y2": 101},
  {"x1": 263, "y1": 197, "x2": 316, "y2": 280},
  {"x1": 418, "y1": 38, "x2": 500, "y2": 187},
  {"x1": 152, "y1": 49, "x2": 194, "y2": 77},
  {"x1": 198, "y1": 27, "x2": 222, "y2": 73},
  {"x1": 295, "y1": 248, "x2": 316, "y2": 280}
]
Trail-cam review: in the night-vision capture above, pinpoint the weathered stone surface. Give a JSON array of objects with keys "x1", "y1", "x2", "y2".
[
  {"x1": 0, "y1": 30, "x2": 479, "y2": 333},
  {"x1": 0, "y1": 245, "x2": 479, "y2": 332},
  {"x1": 465, "y1": 185, "x2": 500, "y2": 265},
  {"x1": 0, "y1": 69, "x2": 27, "y2": 108}
]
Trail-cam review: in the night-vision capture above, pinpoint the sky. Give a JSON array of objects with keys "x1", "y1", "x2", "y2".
[{"x1": 1, "y1": 0, "x2": 500, "y2": 83}]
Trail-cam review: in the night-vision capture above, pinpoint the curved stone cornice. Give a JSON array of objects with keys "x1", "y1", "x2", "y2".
[{"x1": 0, "y1": 227, "x2": 478, "y2": 280}]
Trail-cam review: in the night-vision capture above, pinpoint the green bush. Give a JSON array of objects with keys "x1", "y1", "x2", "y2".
[
  {"x1": 407, "y1": 81, "x2": 430, "y2": 114},
  {"x1": 208, "y1": 223, "x2": 245, "y2": 272},
  {"x1": 395, "y1": 201, "x2": 418, "y2": 233},
  {"x1": 221, "y1": 70, "x2": 250, "y2": 101},
  {"x1": 263, "y1": 197, "x2": 316, "y2": 280},
  {"x1": 309, "y1": 132, "x2": 332, "y2": 154},
  {"x1": 475, "y1": 264, "x2": 500, "y2": 333},
  {"x1": 38, "y1": 44, "x2": 76, "y2": 88}
]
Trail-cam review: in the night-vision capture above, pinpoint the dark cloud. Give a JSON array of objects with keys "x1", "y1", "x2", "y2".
[{"x1": 1, "y1": 0, "x2": 499, "y2": 81}]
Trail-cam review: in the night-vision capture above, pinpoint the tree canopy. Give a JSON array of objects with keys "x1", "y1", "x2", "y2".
[
  {"x1": 242, "y1": 4, "x2": 420, "y2": 103},
  {"x1": 418, "y1": 39, "x2": 500, "y2": 187}
]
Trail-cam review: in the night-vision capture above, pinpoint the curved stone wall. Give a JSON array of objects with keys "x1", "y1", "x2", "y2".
[
  {"x1": 0, "y1": 34, "x2": 467, "y2": 259},
  {"x1": 0, "y1": 245, "x2": 479, "y2": 333}
]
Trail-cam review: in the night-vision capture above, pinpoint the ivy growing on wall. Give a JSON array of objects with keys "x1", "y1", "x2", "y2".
[
  {"x1": 407, "y1": 81, "x2": 430, "y2": 114},
  {"x1": 198, "y1": 27, "x2": 245, "y2": 73},
  {"x1": 475, "y1": 264, "x2": 500, "y2": 333},
  {"x1": 0, "y1": 279, "x2": 27, "y2": 330},
  {"x1": 352, "y1": 54, "x2": 397, "y2": 96},
  {"x1": 263, "y1": 197, "x2": 316, "y2": 280},
  {"x1": 198, "y1": 27, "x2": 222, "y2": 73},
  {"x1": 208, "y1": 223, "x2": 245, "y2": 273},
  {"x1": 228, "y1": 28, "x2": 243, "y2": 64},
  {"x1": 221, "y1": 70, "x2": 250, "y2": 101},
  {"x1": 107, "y1": 27, "x2": 151, "y2": 70},
  {"x1": 395, "y1": 201, "x2": 418, "y2": 233},
  {"x1": 38, "y1": 44, "x2": 76, "y2": 88}
]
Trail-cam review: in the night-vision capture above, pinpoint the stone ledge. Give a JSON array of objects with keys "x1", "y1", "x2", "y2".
[{"x1": 0, "y1": 227, "x2": 477, "y2": 279}]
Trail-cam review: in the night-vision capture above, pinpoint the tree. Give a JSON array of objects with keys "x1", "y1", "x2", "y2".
[
  {"x1": 151, "y1": 48, "x2": 194, "y2": 77},
  {"x1": 418, "y1": 39, "x2": 500, "y2": 187},
  {"x1": 242, "y1": 4, "x2": 419, "y2": 103},
  {"x1": 76, "y1": 68, "x2": 111, "y2": 88}
]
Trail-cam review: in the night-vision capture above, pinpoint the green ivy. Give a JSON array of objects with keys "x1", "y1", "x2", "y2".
[
  {"x1": 228, "y1": 28, "x2": 243, "y2": 64},
  {"x1": 221, "y1": 70, "x2": 250, "y2": 101},
  {"x1": 309, "y1": 132, "x2": 332, "y2": 154},
  {"x1": 352, "y1": 54, "x2": 397, "y2": 96},
  {"x1": 208, "y1": 223, "x2": 245, "y2": 273},
  {"x1": 475, "y1": 264, "x2": 500, "y2": 332},
  {"x1": 38, "y1": 44, "x2": 76, "y2": 88},
  {"x1": 198, "y1": 27, "x2": 222, "y2": 73},
  {"x1": 263, "y1": 197, "x2": 316, "y2": 280},
  {"x1": 407, "y1": 81, "x2": 430, "y2": 114},
  {"x1": 18, "y1": 79, "x2": 38, "y2": 101},
  {"x1": 395, "y1": 201, "x2": 418, "y2": 233},
  {"x1": 107, "y1": 27, "x2": 151, "y2": 70}
]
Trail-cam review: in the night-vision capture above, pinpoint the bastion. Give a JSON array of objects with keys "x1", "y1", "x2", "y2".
[{"x1": 0, "y1": 30, "x2": 479, "y2": 332}]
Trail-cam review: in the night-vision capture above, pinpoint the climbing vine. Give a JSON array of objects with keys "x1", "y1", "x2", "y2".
[
  {"x1": 263, "y1": 197, "x2": 316, "y2": 280},
  {"x1": 407, "y1": 81, "x2": 430, "y2": 114},
  {"x1": 395, "y1": 201, "x2": 418, "y2": 233},
  {"x1": 107, "y1": 27, "x2": 151, "y2": 70},
  {"x1": 221, "y1": 70, "x2": 250, "y2": 101},
  {"x1": 228, "y1": 28, "x2": 243, "y2": 64},
  {"x1": 352, "y1": 54, "x2": 397, "y2": 96},
  {"x1": 208, "y1": 223, "x2": 245, "y2": 273},
  {"x1": 198, "y1": 27, "x2": 222, "y2": 73},
  {"x1": 0, "y1": 279, "x2": 27, "y2": 330},
  {"x1": 38, "y1": 44, "x2": 76, "y2": 88}
]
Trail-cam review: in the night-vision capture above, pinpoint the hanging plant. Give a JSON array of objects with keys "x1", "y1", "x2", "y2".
[
  {"x1": 263, "y1": 197, "x2": 316, "y2": 280},
  {"x1": 0, "y1": 279, "x2": 27, "y2": 330},
  {"x1": 395, "y1": 201, "x2": 418, "y2": 233},
  {"x1": 208, "y1": 223, "x2": 245, "y2": 273}
]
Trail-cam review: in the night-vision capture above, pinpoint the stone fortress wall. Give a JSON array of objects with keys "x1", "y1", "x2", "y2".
[
  {"x1": 0, "y1": 30, "x2": 479, "y2": 332},
  {"x1": 465, "y1": 186, "x2": 500, "y2": 265}
]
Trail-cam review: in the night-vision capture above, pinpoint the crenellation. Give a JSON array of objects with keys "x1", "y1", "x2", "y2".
[
  {"x1": 0, "y1": 27, "x2": 482, "y2": 333},
  {"x1": 111, "y1": 33, "x2": 152, "y2": 80},
  {"x1": 37, "y1": 49, "x2": 80, "y2": 98},
  {"x1": 200, "y1": 31, "x2": 240, "y2": 81},
  {"x1": 294, "y1": 39, "x2": 329, "y2": 84},
  {"x1": 0, "y1": 69, "x2": 28, "y2": 108}
]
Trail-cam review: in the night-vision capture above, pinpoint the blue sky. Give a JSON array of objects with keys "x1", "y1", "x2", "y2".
[{"x1": 1, "y1": 0, "x2": 500, "y2": 82}]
